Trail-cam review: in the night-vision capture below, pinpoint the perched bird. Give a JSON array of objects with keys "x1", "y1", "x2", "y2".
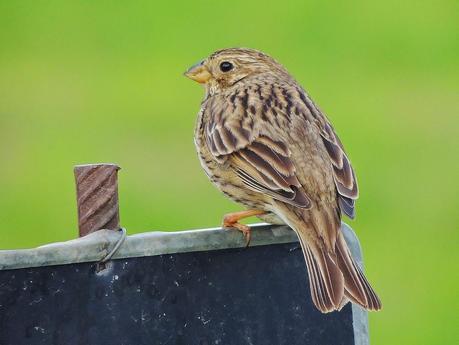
[{"x1": 185, "y1": 48, "x2": 381, "y2": 313}]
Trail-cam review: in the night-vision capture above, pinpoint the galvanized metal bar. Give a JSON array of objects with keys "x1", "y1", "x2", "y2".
[
  {"x1": 74, "y1": 163, "x2": 121, "y2": 237},
  {"x1": 0, "y1": 222, "x2": 354, "y2": 271}
]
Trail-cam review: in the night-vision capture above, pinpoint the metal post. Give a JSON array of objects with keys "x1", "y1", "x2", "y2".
[{"x1": 74, "y1": 163, "x2": 121, "y2": 237}]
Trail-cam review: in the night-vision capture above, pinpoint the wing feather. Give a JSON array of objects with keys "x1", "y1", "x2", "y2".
[
  {"x1": 233, "y1": 138, "x2": 311, "y2": 208},
  {"x1": 204, "y1": 83, "x2": 359, "y2": 217},
  {"x1": 318, "y1": 120, "x2": 359, "y2": 217},
  {"x1": 203, "y1": 87, "x2": 312, "y2": 209}
]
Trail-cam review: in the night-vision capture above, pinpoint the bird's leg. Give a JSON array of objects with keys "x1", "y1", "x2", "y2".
[{"x1": 222, "y1": 209, "x2": 266, "y2": 247}]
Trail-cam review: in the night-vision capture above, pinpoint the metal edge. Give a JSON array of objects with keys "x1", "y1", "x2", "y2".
[
  {"x1": 342, "y1": 223, "x2": 370, "y2": 345},
  {"x1": 0, "y1": 223, "x2": 297, "y2": 270}
]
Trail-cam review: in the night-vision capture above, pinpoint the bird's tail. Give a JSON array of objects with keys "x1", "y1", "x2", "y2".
[
  {"x1": 298, "y1": 233, "x2": 345, "y2": 312},
  {"x1": 335, "y1": 229, "x2": 382, "y2": 311},
  {"x1": 278, "y1": 204, "x2": 382, "y2": 313}
]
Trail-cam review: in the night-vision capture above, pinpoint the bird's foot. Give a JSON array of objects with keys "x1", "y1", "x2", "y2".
[
  {"x1": 223, "y1": 219, "x2": 252, "y2": 246},
  {"x1": 222, "y1": 209, "x2": 266, "y2": 247}
]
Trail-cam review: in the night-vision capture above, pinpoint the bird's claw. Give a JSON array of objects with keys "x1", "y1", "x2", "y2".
[{"x1": 222, "y1": 218, "x2": 252, "y2": 247}]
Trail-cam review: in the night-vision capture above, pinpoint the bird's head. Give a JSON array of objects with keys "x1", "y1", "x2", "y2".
[{"x1": 184, "y1": 48, "x2": 289, "y2": 95}]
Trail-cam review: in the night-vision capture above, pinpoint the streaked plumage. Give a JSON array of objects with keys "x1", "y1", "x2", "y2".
[{"x1": 185, "y1": 48, "x2": 381, "y2": 313}]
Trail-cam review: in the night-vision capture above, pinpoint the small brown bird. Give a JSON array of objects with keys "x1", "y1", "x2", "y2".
[{"x1": 185, "y1": 48, "x2": 381, "y2": 313}]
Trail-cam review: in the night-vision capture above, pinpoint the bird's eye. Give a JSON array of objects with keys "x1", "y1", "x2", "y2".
[{"x1": 219, "y1": 61, "x2": 233, "y2": 72}]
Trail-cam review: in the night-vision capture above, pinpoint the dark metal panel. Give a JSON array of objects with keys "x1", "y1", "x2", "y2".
[{"x1": 0, "y1": 243, "x2": 354, "y2": 345}]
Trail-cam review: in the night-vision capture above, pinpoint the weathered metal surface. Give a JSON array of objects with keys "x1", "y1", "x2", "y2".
[
  {"x1": 0, "y1": 243, "x2": 354, "y2": 345},
  {"x1": 74, "y1": 163, "x2": 120, "y2": 237},
  {"x1": 0, "y1": 223, "x2": 369, "y2": 345}
]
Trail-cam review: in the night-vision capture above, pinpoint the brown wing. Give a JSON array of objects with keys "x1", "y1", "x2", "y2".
[
  {"x1": 205, "y1": 82, "x2": 358, "y2": 218},
  {"x1": 296, "y1": 88, "x2": 359, "y2": 219},
  {"x1": 204, "y1": 87, "x2": 311, "y2": 208},
  {"x1": 232, "y1": 136, "x2": 311, "y2": 207},
  {"x1": 319, "y1": 121, "x2": 358, "y2": 219}
]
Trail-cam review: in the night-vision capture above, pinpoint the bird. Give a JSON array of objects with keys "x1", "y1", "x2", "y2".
[{"x1": 184, "y1": 47, "x2": 382, "y2": 313}]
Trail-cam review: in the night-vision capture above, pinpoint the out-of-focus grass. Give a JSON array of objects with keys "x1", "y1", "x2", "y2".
[{"x1": 0, "y1": 1, "x2": 458, "y2": 343}]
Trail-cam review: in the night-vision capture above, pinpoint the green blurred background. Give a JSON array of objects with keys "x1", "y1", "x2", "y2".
[{"x1": 0, "y1": 1, "x2": 457, "y2": 343}]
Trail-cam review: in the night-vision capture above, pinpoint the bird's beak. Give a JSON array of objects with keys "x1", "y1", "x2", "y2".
[{"x1": 184, "y1": 61, "x2": 211, "y2": 84}]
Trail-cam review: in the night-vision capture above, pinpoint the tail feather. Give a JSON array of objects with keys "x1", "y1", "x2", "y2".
[
  {"x1": 299, "y1": 235, "x2": 345, "y2": 313},
  {"x1": 275, "y1": 202, "x2": 381, "y2": 313},
  {"x1": 336, "y1": 231, "x2": 382, "y2": 311}
]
